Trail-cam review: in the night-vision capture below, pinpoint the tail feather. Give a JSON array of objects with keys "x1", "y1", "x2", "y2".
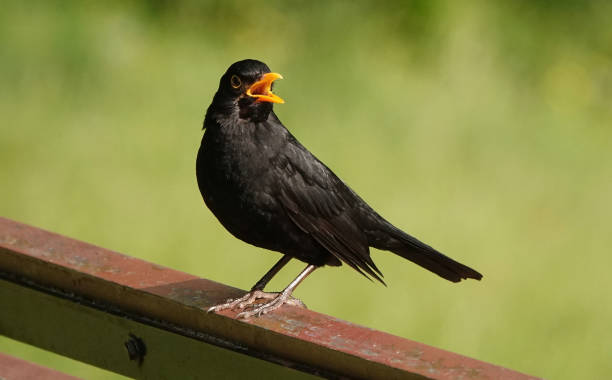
[{"x1": 372, "y1": 224, "x2": 483, "y2": 283}]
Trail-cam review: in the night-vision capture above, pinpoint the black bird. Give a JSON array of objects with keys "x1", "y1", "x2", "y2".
[{"x1": 197, "y1": 59, "x2": 482, "y2": 318}]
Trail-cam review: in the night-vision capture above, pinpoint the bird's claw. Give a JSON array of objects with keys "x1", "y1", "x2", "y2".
[
  {"x1": 236, "y1": 291, "x2": 306, "y2": 319},
  {"x1": 207, "y1": 291, "x2": 257, "y2": 313},
  {"x1": 207, "y1": 290, "x2": 306, "y2": 318}
]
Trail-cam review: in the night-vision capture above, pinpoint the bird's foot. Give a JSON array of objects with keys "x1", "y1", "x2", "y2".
[
  {"x1": 236, "y1": 290, "x2": 305, "y2": 319},
  {"x1": 207, "y1": 290, "x2": 305, "y2": 317},
  {"x1": 207, "y1": 290, "x2": 268, "y2": 313}
]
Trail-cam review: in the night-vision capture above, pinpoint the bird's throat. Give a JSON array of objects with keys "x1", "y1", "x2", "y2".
[{"x1": 238, "y1": 98, "x2": 273, "y2": 122}]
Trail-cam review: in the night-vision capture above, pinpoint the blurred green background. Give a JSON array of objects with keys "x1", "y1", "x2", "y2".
[{"x1": 1, "y1": 1, "x2": 611, "y2": 378}]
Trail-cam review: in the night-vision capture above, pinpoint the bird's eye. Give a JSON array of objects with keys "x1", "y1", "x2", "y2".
[{"x1": 230, "y1": 75, "x2": 241, "y2": 89}]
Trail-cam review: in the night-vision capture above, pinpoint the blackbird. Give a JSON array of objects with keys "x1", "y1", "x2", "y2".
[{"x1": 197, "y1": 59, "x2": 482, "y2": 318}]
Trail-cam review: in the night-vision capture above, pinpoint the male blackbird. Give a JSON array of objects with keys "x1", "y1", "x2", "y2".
[{"x1": 197, "y1": 59, "x2": 482, "y2": 318}]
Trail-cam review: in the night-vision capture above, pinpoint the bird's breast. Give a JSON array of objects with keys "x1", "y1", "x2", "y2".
[{"x1": 196, "y1": 122, "x2": 285, "y2": 233}]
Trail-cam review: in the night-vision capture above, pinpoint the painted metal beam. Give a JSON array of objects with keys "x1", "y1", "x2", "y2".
[
  {"x1": 0, "y1": 217, "x2": 538, "y2": 379},
  {"x1": 0, "y1": 277, "x2": 316, "y2": 379}
]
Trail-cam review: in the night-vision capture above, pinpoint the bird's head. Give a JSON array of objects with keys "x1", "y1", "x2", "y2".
[{"x1": 210, "y1": 59, "x2": 284, "y2": 123}]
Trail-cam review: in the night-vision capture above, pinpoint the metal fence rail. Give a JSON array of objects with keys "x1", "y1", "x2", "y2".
[{"x1": 0, "y1": 217, "x2": 538, "y2": 379}]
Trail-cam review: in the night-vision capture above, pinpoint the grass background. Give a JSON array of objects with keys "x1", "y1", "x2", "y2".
[{"x1": 1, "y1": 1, "x2": 611, "y2": 378}]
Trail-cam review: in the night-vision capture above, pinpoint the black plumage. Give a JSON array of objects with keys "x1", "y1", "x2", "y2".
[{"x1": 197, "y1": 59, "x2": 482, "y2": 318}]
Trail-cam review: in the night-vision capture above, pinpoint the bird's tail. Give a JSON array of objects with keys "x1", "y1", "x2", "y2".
[{"x1": 371, "y1": 223, "x2": 483, "y2": 283}]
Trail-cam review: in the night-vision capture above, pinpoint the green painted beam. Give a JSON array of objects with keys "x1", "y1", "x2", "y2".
[{"x1": 0, "y1": 278, "x2": 316, "y2": 379}]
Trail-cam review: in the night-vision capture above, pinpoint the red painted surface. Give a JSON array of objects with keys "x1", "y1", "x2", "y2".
[
  {"x1": 0, "y1": 217, "x2": 539, "y2": 379},
  {"x1": 0, "y1": 352, "x2": 81, "y2": 380},
  {"x1": 0, "y1": 217, "x2": 198, "y2": 288}
]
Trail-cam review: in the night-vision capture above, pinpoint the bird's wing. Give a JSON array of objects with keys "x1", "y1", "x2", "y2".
[{"x1": 274, "y1": 141, "x2": 385, "y2": 284}]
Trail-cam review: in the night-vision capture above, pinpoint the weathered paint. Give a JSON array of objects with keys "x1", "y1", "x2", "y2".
[{"x1": 0, "y1": 217, "x2": 539, "y2": 380}]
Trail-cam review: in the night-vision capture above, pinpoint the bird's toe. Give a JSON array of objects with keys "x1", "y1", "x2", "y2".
[{"x1": 236, "y1": 292, "x2": 305, "y2": 319}]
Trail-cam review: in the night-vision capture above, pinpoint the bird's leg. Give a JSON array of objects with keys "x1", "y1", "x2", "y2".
[
  {"x1": 236, "y1": 264, "x2": 318, "y2": 319},
  {"x1": 207, "y1": 255, "x2": 291, "y2": 313},
  {"x1": 250, "y1": 255, "x2": 292, "y2": 292}
]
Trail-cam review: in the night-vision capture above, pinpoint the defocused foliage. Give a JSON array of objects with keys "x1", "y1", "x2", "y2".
[{"x1": 1, "y1": 1, "x2": 610, "y2": 379}]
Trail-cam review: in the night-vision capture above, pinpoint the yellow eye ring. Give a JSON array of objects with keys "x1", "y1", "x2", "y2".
[{"x1": 230, "y1": 75, "x2": 241, "y2": 89}]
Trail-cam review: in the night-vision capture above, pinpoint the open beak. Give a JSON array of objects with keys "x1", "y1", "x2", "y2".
[{"x1": 246, "y1": 72, "x2": 285, "y2": 104}]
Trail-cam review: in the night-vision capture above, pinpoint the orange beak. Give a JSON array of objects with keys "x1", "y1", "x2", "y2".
[{"x1": 246, "y1": 72, "x2": 285, "y2": 104}]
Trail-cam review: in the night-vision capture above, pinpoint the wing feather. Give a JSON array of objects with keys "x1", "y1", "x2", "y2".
[{"x1": 275, "y1": 147, "x2": 385, "y2": 284}]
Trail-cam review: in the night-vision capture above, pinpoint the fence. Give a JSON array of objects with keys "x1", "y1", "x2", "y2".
[{"x1": 0, "y1": 217, "x2": 537, "y2": 379}]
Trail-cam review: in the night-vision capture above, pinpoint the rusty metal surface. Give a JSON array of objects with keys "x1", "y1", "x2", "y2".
[
  {"x1": 0, "y1": 352, "x2": 81, "y2": 380},
  {"x1": 0, "y1": 217, "x2": 539, "y2": 380}
]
